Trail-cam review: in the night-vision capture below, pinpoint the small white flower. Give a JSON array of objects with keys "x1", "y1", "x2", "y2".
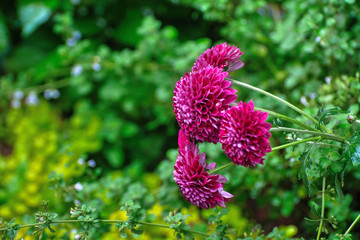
[
  {"x1": 77, "y1": 158, "x2": 85, "y2": 165},
  {"x1": 91, "y1": 62, "x2": 101, "y2": 72},
  {"x1": 300, "y1": 96, "x2": 309, "y2": 107},
  {"x1": 75, "y1": 233, "x2": 82, "y2": 240},
  {"x1": 71, "y1": 64, "x2": 83, "y2": 77},
  {"x1": 70, "y1": 209, "x2": 75, "y2": 216},
  {"x1": 315, "y1": 36, "x2": 321, "y2": 43},
  {"x1": 13, "y1": 90, "x2": 24, "y2": 100},
  {"x1": 66, "y1": 38, "x2": 76, "y2": 47},
  {"x1": 290, "y1": 157, "x2": 295, "y2": 163},
  {"x1": 309, "y1": 92, "x2": 316, "y2": 100},
  {"x1": 39, "y1": 217, "x2": 44, "y2": 222},
  {"x1": 51, "y1": 89, "x2": 60, "y2": 99},
  {"x1": 73, "y1": 31, "x2": 82, "y2": 40},
  {"x1": 325, "y1": 76, "x2": 331, "y2": 84},
  {"x1": 88, "y1": 159, "x2": 96, "y2": 168},
  {"x1": 74, "y1": 199, "x2": 81, "y2": 205},
  {"x1": 74, "y1": 182, "x2": 83, "y2": 191},
  {"x1": 71, "y1": 228, "x2": 77, "y2": 234},
  {"x1": 44, "y1": 89, "x2": 52, "y2": 99},
  {"x1": 11, "y1": 99, "x2": 21, "y2": 109},
  {"x1": 25, "y1": 92, "x2": 39, "y2": 106}
]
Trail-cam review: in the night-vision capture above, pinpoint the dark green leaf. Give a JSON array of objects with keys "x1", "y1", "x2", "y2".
[
  {"x1": 131, "y1": 229, "x2": 144, "y2": 235},
  {"x1": 335, "y1": 174, "x2": 344, "y2": 199},
  {"x1": 0, "y1": 13, "x2": 9, "y2": 54},
  {"x1": 330, "y1": 161, "x2": 342, "y2": 173},
  {"x1": 183, "y1": 231, "x2": 194, "y2": 240}
]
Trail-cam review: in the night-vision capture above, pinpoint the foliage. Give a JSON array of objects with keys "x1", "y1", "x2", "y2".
[{"x1": 0, "y1": 0, "x2": 360, "y2": 239}]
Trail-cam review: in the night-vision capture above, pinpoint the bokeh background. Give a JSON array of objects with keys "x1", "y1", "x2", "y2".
[{"x1": 0, "y1": 0, "x2": 360, "y2": 239}]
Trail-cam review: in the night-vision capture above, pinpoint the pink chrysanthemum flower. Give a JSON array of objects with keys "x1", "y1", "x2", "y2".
[
  {"x1": 174, "y1": 130, "x2": 233, "y2": 209},
  {"x1": 192, "y1": 42, "x2": 244, "y2": 72},
  {"x1": 173, "y1": 66, "x2": 237, "y2": 143},
  {"x1": 219, "y1": 100, "x2": 272, "y2": 167}
]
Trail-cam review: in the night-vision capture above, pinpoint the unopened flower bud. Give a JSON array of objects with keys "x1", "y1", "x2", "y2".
[{"x1": 347, "y1": 114, "x2": 356, "y2": 124}]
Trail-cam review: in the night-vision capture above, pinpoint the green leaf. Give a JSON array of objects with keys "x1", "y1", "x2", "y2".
[
  {"x1": 320, "y1": 157, "x2": 331, "y2": 169},
  {"x1": 131, "y1": 229, "x2": 144, "y2": 236},
  {"x1": 317, "y1": 107, "x2": 348, "y2": 129},
  {"x1": 183, "y1": 231, "x2": 194, "y2": 240},
  {"x1": 105, "y1": 147, "x2": 124, "y2": 168},
  {"x1": 310, "y1": 201, "x2": 320, "y2": 216},
  {"x1": 330, "y1": 161, "x2": 342, "y2": 173},
  {"x1": 335, "y1": 174, "x2": 344, "y2": 199},
  {"x1": 344, "y1": 132, "x2": 360, "y2": 165},
  {"x1": 120, "y1": 232, "x2": 127, "y2": 238},
  {"x1": 0, "y1": 13, "x2": 9, "y2": 54},
  {"x1": 19, "y1": 3, "x2": 52, "y2": 37},
  {"x1": 208, "y1": 215, "x2": 216, "y2": 222}
]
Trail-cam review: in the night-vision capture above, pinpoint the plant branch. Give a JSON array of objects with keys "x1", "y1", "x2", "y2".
[
  {"x1": 209, "y1": 162, "x2": 233, "y2": 174},
  {"x1": 254, "y1": 107, "x2": 319, "y2": 131},
  {"x1": 316, "y1": 177, "x2": 326, "y2": 240},
  {"x1": 230, "y1": 79, "x2": 333, "y2": 134},
  {"x1": 344, "y1": 213, "x2": 360, "y2": 236},
  {"x1": 0, "y1": 219, "x2": 211, "y2": 237},
  {"x1": 272, "y1": 136, "x2": 322, "y2": 151},
  {"x1": 269, "y1": 127, "x2": 346, "y2": 143}
]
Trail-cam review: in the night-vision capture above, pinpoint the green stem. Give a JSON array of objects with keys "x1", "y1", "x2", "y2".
[
  {"x1": 0, "y1": 219, "x2": 211, "y2": 237},
  {"x1": 210, "y1": 136, "x2": 322, "y2": 174},
  {"x1": 316, "y1": 177, "x2": 326, "y2": 240},
  {"x1": 254, "y1": 107, "x2": 319, "y2": 132},
  {"x1": 23, "y1": 78, "x2": 71, "y2": 94},
  {"x1": 271, "y1": 136, "x2": 322, "y2": 151},
  {"x1": 209, "y1": 162, "x2": 233, "y2": 174},
  {"x1": 230, "y1": 79, "x2": 332, "y2": 134},
  {"x1": 269, "y1": 127, "x2": 346, "y2": 143},
  {"x1": 344, "y1": 213, "x2": 360, "y2": 236}
]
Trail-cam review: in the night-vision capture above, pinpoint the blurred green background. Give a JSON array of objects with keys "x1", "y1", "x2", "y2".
[{"x1": 0, "y1": 0, "x2": 359, "y2": 239}]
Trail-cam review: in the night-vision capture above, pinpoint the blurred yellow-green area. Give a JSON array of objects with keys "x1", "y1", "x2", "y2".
[{"x1": 0, "y1": 0, "x2": 360, "y2": 239}]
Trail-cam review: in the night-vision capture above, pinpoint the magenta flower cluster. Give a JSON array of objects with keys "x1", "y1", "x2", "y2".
[{"x1": 172, "y1": 43, "x2": 272, "y2": 208}]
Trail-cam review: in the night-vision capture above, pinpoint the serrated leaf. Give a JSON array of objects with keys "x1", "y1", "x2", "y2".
[
  {"x1": 208, "y1": 215, "x2": 216, "y2": 222},
  {"x1": 344, "y1": 132, "x2": 360, "y2": 165},
  {"x1": 320, "y1": 157, "x2": 331, "y2": 169},
  {"x1": 181, "y1": 223, "x2": 191, "y2": 231},
  {"x1": 330, "y1": 161, "x2": 342, "y2": 173},
  {"x1": 183, "y1": 231, "x2": 194, "y2": 240},
  {"x1": 317, "y1": 107, "x2": 348, "y2": 130},
  {"x1": 219, "y1": 208, "x2": 230, "y2": 216}
]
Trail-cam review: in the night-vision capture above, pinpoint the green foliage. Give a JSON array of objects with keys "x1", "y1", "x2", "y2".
[{"x1": 0, "y1": 0, "x2": 360, "y2": 239}]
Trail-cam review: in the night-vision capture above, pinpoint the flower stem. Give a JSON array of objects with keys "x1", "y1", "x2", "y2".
[
  {"x1": 316, "y1": 177, "x2": 326, "y2": 240},
  {"x1": 344, "y1": 213, "x2": 360, "y2": 236},
  {"x1": 209, "y1": 162, "x2": 233, "y2": 174},
  {"x1": 23, "y1": 78, "x2": 71, "y2": 94},
  {"x1": 255, "y1": 107, "x2": 319, "y2": 132},
  {"x1": 209, "y1": 136, "x2": 323, "y2": 174},
  {"x1": 271, "y1": 136, "x2": 322, "y2": 151},
  {"x1": 0, "y1": 219, "x2": 211, "y2": 237},
  {"x1": 269, "y1": 127, "x2": 346, "y2": 143},
  {"x1": 230, "y1": 79, "x2": 332, "y2": 134}
]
